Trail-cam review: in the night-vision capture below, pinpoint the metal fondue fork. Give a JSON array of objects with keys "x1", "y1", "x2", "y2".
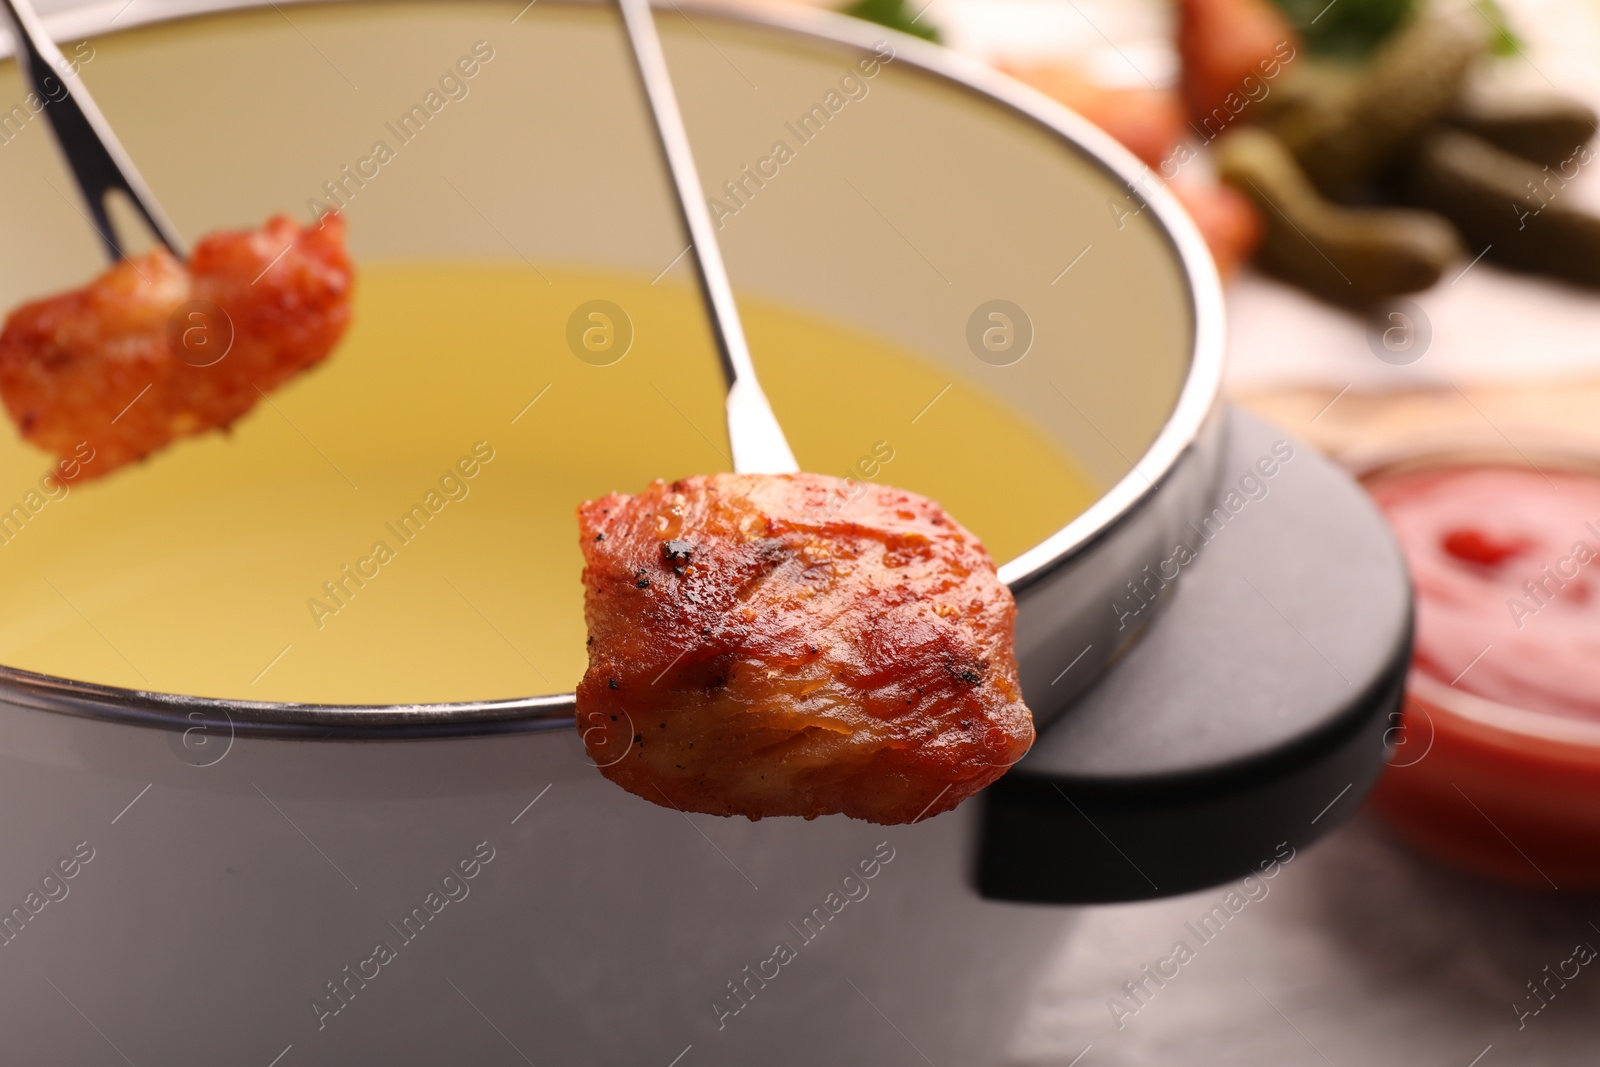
[
  {"x1": 616, "y1": 0, "x2": 800, "y2": 476},
  {"x1": 0, "y1": 0, "x2": 184, "y2": 261}
]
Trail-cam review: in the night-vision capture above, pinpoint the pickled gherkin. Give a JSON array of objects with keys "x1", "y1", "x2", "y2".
[
  {"x1": 1269, "y1": 7, "x2": 1485, "y2": 196},
  {"x1": 1218, "y1": 127, "x2": 1461, "y2": 306},
  {"x1": 1406, "y1": 129, "x2": 1600, "y2": 289}
]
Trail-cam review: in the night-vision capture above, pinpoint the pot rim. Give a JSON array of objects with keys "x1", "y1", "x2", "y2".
[{"x1": 0, "y1": 0, "x2": 1225, "y2": 736}]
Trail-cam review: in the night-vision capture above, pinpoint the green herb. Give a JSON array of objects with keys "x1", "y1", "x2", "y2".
[
  {"x1": 842, "y1": 0, "x2": 940, "y2": 44},
  {"x1": 1274, "y1": 0, "x2": 1521, "y2": 59},
  {"x1": 1271, "y1": 0, "x2": 1413, "y2": 58},
  {"x1": 1476, "y1": 0, "x2": 1523, "y2": 57}
]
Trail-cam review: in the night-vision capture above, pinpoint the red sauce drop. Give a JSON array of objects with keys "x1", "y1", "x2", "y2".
[{"x1": 1440, "y1": 528, "x2": 1529, "y2": 567}]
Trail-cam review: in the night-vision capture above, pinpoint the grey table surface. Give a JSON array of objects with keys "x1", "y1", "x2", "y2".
[{"x1": 1003, "y1": 810, "x2": 1598, "y2": 1066}]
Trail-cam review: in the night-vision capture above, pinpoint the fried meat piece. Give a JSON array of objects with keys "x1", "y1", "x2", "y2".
[
  {"x1": 576, "y1": 473, "x2": 1035, "y2": 825},
  {"x1": 0, "y1": 214, "x2": 352, "y2": 478}
]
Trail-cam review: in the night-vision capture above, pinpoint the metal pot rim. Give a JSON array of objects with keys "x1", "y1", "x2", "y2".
[{"x1": 0, "y1": 0, "x2": 1225, "y2": 736}]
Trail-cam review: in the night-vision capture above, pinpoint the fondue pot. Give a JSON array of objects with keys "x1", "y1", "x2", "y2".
[{"x1": 0, "y1": 2, "x2": 1411, "y2": 1063}]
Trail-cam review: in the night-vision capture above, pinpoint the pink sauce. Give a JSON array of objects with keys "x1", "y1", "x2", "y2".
[{"x1": 1368, "y1": 465, "x2": 1600, "y2": 722}]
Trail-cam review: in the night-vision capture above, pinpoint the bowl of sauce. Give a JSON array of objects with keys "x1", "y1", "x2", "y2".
[{"x1": 1363, "y1": 442, "x2": 1600, "y2": 888}]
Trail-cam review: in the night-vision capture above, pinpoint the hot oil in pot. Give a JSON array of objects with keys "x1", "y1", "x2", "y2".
[{"x1": 0, "y1": 265, "x2": 1097, "y2": 704}]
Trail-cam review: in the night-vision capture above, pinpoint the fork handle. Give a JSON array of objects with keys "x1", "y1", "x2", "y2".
[
  {"x1": 0, "y1": 0, "x2": 184, "y2": 261},
  {"x1": 616, "y1": 0, "x2": 799, "y2": 476}
]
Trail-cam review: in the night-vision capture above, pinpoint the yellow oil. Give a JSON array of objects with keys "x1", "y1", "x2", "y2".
[{"x1": 0, "y1": 264, "x2": 1099, "y2": 704}]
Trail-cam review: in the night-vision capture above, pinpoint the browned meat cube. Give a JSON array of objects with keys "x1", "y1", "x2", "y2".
[{"x1": 576, "y1": 472, "x2": 1035, "y2": 825}]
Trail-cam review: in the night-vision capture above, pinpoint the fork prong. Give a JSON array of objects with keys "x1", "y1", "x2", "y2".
[{"x1": 0, "y1": 0, "x2": 184, "y2": 261}]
